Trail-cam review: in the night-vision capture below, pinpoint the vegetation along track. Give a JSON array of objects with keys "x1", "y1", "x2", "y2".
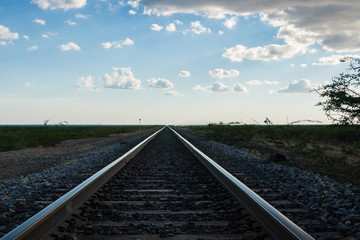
[{"x1": 3, "y1": 127, "x2": 313, "y2": 240}]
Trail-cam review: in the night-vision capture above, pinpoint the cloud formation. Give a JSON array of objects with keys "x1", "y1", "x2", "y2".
[
  {"x1": 33, "y1": 19, "x2": 46, "y2": 25},
  {"x1": 194, "y1": 81, "x2": 247, "y2": 93},
  {"x1": 77, "y1": 75, "x2": 98, "y2": 91},
  {"x1": 312, "y1": 55, "x2": 360, "y2": 66},
  {"x1": 58, "y1": 42, "x2": 81, "y2": 51},
  {"x1": 223, "y1": 17, "x2": 237, "y2": 29},
  {"x1": 32, "y1": 0, "x2": 86, "y2": 10},
  {"x1": 278, "y1": 79, "x2": 313, "y2": 93},
  {"x1": 141, "y1": 1, "x2": 360, "y2": 53},
  {"x1": 146, "y1": 78, "x2": 174, "y2": 89},
  {"x1": 209, "y1": 68, "x2": 239, "y2": 79},
  {"x1": 102, "y1": 67, "x2": 141, "y2": 90},
  {"x1": 75, "y1": 13, "x2": 89, "y2": 19},
  {"x1": 101, "y1": 38, "x2": 134, "y2": 49},
  {"x1": 127, "y1": 0, "x2": 140, "y2": 8},
  {"x1": 66, "y1": 19, "x2": 77, "y2": 25},
  {"x1": 186, "y1": 21, "x2": 211, "y2": 35},
  {"x1": 27, "y1": 45, "x2": 39, "y2": 51},
  {"x1": 222, "y1": 44, "x2": 300, "y2": 62},
  {"x1": 178, "y1": 70, "x2": 191, "y2": 77},
  {"x1": 166, "y1": 23, "x2": 176, "y2": 32},
  {"x1": 151, "y1": 24, "x2": 163, "y2": 31},
  {"x1": 0, "y1": 25, "x2": 19, "y2": 45}
]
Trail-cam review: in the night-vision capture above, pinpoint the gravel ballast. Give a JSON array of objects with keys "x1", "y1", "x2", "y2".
[
  {"x1": 1, "y1": 127, "x2": 360, "y2": 239},
  {"x1": 0, "y1": 129, "x2": 158, "y2": 237},
  {"x1": 175, "y1": 128, "x2": 360, "y2": 240}
]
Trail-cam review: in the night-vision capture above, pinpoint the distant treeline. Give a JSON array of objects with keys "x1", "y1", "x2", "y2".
[{"x1": 0, "y1": 125, "x2": 158, "y2": 152}]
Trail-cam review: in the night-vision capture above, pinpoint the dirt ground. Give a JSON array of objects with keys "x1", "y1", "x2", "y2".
[{"x1": 0, "y1": 129, "x2": 153, "y2": 180}]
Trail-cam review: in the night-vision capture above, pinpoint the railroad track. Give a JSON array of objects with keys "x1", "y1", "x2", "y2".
[{"x1": 2, "y1": 127, "x2": 313, "y2": 240}]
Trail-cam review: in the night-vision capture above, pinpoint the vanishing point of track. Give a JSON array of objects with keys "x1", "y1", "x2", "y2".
[{"x1": 2, "y1": 127, "x2": 314, "y2": 240}]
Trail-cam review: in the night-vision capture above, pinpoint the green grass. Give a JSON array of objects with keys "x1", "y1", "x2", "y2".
[
  {"x1": 0, "y1": 125, "x2": 159, "y2": 152},
  {"x1": 190, "y1": 123, "x2": 360, "y2": 146},
  {"x1": 186, "y1": 123, "x2": 360, "y2": 186}
]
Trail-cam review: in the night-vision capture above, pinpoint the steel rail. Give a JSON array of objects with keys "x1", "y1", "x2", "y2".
[
  {"x1": 1, "y1": 127, "x2": 165, "y2": 240},
  {"x1": 170, "y1": 126, "x2": 314, "y2": 240}
]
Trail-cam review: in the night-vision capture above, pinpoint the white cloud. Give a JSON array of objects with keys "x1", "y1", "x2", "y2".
[
  {"x1": 278, "y1": 79, "x2": 314, "y2": 93},
  {"x1": 222, "y1": 43, "x2": 300, "y2": 62},
  {"x1": 264, "y1": 80, "x2": 280, "y2": 85},
  {"x1": 143, "y1": 7, "x2": 153, "y2": 15},
  {"x1": 290, "y1": 63, "x2": 295, "y2": 67},
  {"x1": 300, "y1": 64, "x2": 307, "y2": 68},
  {"x1": 194, "y1": 81, "x2": 247, "y2": 93},
  {"x1": 151, "y1": 24, "x2": 163, "y2": 31},
  {"x1": 223, "y1": 16, "x2": 237, "y2": 29},
  {"x1": 32, "y1": 0, "x2": 86, "y2": 10},
  {"x1": 127, "y1": 0, "x2": 140, "y2": 8},
  {"x1": 246, "y1": 79, "x2": 280, "y2": 85},
  {"x1": 174, "y1": 20, "x2": 183, "y2": 25},
  {"x1": 101, "y1": 42, "x2": 113, "y2": 49},
  {"x1": 23, "y1": 35, "x2": 30, "y2": 40},
  {"x1": 58, "y1": 42, "x2": 81, "y2": 51},
  {"x1": 209, "y1": 68, "x2": 239, "y2": 79},
  {"x1": 101, "y1": 38, "x2": 134, "y2": 49},
  {"x1": 246, "y1": 79, "x2": 262, "y2": 85},
  {"x1": 27, "y1": 45, "x2": 38, "y2": 51},
  {"x1": 33, "y1": 19, "x2": 46, "y2": 25},
  {"x1": 77, "y1": 75, "x2": 98, "y2": 91},
  {"x1": 188, "y1": 21, "x2": 211, "y2": 35},
  {"x1": 178, "y1": 70, "x2": 191, "y2": 77},
  {"x1": 166, "y1": 23, "x2": 176, "y2": 32},
  {"x1": 0, "y1": 25, "x2": 19, "y2": 45},
  {"x1": 233, "y1": 83, "x2": 248, "y2": 93},
  {"x1": 122, "y1": 37, "x2": 134, "y2": 46},
  {"x1": 141, "y1": 1, "x2": 360, "y2": 53},
  {"x1": 129, "y1": 10, "x2": 136, "y2": 15},
  {"x1": 75, "y1": 13, "x2": 89, "y2": 19},
  {"x1": 147, "y1": 78, "x2": 174, "y2": 89},
  {"x1": 218, "y1": 30, "x2": 224, "y2": 35},
  {"x1": 312, "y1": 55, "x2": 360, "y2": 66},
  {"x1": 66, "y1": 19, "x2": 77, "y2": 25},
  {"x1": 42, "y1": 32, "x2": 58, "y2": 39},
  {"x1": 102, "y1": 67, "x2": 141, "y2": 90},
  {"x1": 164, "y1": 90, "x2": 184, "y2": 96}
]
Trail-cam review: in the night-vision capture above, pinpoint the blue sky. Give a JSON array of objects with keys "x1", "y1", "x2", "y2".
[{"x1": 1, "y1": 0, "x2": 360, "y2": 125}]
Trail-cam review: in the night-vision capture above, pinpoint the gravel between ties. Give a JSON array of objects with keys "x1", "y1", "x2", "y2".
[
  {"x1": 175, "y1": 128, "x2": 360, "y2": 240},
  {"x1": 54, "y1": 127, "x2": 270, "y2": 239},
  {"x1": 0, "y1": 129, "x2": 158, "y2": 237},
  {"x1": 1, "y1": 127, "x2": 360, "y2": 239}
]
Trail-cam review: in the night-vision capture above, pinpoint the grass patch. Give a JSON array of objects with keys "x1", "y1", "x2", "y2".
[
  {"x1": 0, "y1": 125, "x2": 159, "y2": 152},
  {"x1": 186, "y1": 123, "x2": 360, "y2": 186}
]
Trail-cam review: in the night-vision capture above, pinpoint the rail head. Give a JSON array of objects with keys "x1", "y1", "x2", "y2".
[
  {"x1": 169, "y1": 126, "x2": 314, "y2": 240},
  {"x1": 1, "y1": 126, "x2": 165, "y2": 240}
]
